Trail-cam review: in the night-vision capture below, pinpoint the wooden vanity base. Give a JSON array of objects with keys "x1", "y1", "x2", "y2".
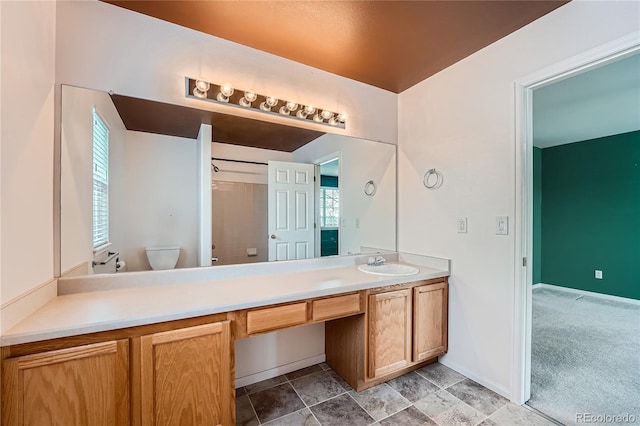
[{"x1": 1, "y1": 277, "x2": 447, "y2": 426}]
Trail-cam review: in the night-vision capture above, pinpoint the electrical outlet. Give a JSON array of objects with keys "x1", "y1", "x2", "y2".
[
  {"x1": 457, "y1": 217, "x2": 468, "y2": 233},
  {"x1": 595, "y1": 270, "x2": 603, "y2": 279}
]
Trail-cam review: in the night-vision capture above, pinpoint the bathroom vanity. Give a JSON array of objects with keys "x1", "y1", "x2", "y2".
[{"x1": 0, "y1": 254, "x2": 449, "y2": 426}]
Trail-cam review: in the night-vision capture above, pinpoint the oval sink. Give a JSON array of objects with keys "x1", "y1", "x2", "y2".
[{"x1": 357, "y1": 263, "x2": 419, "y2": 277}]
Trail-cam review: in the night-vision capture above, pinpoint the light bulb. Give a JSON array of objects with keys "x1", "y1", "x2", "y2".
[
  {"x1": 337, "y1": 113, "x2": 347, "y2": 123},
  {"x1": 193, "y1": 87, "x2": 208, "y2": 99},
  {"x1": 328, "y1": 117, "x2": 338, "y2": 126},
  {"x1": 304, "y1": 105, "x2": 316, "y2": 114},
  {"x1": 296, "y1": 110, "x2": 308, "y2": 119},
  {"x1": 216, "y1": 93, "x2": 230, "y2": 102},
  {"x1": 321, "y1": 110, "x2": 333, "y2": 120},
  {"x1": 239, "y1": 90, "x2": 257, "y2": 107},
  {"x1": 313, "y1": 113, "x2": 324, "y2": 122},
  {"x1": 285, "y1": 101, "x2": 298, "y2": 112},
  {"x1": 260, "y1": 101, "x2": 272, "y2": 111},
  {"x1": 279, "y1": 106, "x2": 291, "y2": 115},
  {"x1": 219, "y1": 84, "x2": 234, "y2": 97},
  {"x1": 195, "y1": 79, "x2": 210, "y2": 92},
  {"x1": 244, "y1": 90, "x2": 257, "y2": 102},
  {"x1": 265, "y1": 96, "x2": 278, "y2": 107}
]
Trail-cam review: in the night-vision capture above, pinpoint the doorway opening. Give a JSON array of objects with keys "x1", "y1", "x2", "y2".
[
  {"x1": 513, "y1": 32, "x2": 640, "y2": 417},
  {"x1": 319, "y1": 158, "x2": 340, "y2": 257}
]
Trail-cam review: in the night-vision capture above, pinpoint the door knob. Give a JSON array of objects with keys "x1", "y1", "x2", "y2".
[{"x1": 270, "y1": 234, "x2": 277, "y2": 239}]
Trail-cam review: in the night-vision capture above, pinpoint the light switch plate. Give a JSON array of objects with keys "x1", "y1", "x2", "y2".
[
  {"x1": 496, "y1": 216, "x2": 509, "y2": 235},
  {"x1": 457, "y1": 217, "x2": 468, "y2": 233},
  {"x1": 595, "y1": 270, "x2": 603, "y2": 279}
]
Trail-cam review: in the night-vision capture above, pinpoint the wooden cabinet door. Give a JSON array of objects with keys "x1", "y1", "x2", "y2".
[
  {"x1": 139, "y1": 321, "x2": 233, "y2": 426},
  {"x1": 2, "y1": 340, "x2": 129, "y2": 426},
  {"x1": 367, "y1": 289, "x2": 412, "y2": 379},
  {"x1": 413, "y1": 282, "x2": 448, "y2": 362}
]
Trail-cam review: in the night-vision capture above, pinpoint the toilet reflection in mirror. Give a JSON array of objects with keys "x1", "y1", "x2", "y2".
[{"x1": 59, "y1": 85, "x2": 396, "y2": 276}]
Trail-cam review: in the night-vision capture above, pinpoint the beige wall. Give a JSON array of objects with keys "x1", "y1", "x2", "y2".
[
  {"x1": 397, "y1": 1, "x2": 640, "y2": 398},
  {"x1": 0, "y1": 1, "x2": 57, "y2": 332},
  {"x1": 212, "y1": 182, "x2": 268, "y2": 265}
]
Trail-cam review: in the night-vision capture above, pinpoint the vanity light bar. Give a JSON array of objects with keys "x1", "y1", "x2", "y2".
[{"x1": 185, "y1": 77, "x2": 346, "y2": 129}]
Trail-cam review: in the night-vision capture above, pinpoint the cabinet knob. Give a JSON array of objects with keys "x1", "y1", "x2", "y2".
[{"x1": 270, "y1": 234, "x2": 277, "y2": 239}]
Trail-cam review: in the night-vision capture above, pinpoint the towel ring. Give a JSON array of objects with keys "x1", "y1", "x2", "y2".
[
  {"x1": 364, "y1": 180, "x2": 377, "y2": 196},
  {"x1": 423, "y1": 168, "x2": 443, "y2": 189}
]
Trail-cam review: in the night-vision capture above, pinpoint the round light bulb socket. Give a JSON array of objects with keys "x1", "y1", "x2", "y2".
[
  {"x1": 193, "y1": 87, "x2": 208, "y2": 99},
  {"x1": 260, "y1": 101, "x2": 272, "y2": 111},
  {"x1": 244, "y1": 91, "x2": 257, "y2": 102},
  {"x1": 286, "y1": 101, "x2": 298, "y2": 112},
  {"x1": 195, "y1": 79, "x2": 210, "y2": 92},
  {"x1": 219, "y1": 84, "x2": 234, "y2": 97},
  {"x1": 265, "y1": 96, "x2": 278, "y2": 107}
]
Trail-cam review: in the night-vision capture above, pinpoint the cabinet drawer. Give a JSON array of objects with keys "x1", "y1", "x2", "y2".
[
  {"x1": 247, "y1": 302, "x2": 308, "y2": 334},
  {"x1": 312, "y1": 293, "x2": 362, "y2": 321}
]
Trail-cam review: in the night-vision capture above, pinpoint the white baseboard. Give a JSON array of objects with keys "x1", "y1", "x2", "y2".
[
  {"x1": 438, "y1": 356, "x2": 512, "y2": 401},
  {"x1": 235, "y1": 354, "x2": 326, "y2": 388},
  {"x1": 1, "y1": 278, "x2": 58, "y2": 334},
  {"x1": 534, "y1": 283, "x2": 640, "y2": 306}
]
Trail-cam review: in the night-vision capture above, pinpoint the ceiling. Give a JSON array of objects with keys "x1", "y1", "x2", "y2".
[
  {"x1": 110, "y1": 94, "x2": 324, "y2": 152},
  {"x1": 533, "y1": 53, "x2": 640, "y2": 148},
  {"x1": 102, "y1": 0, "x2": 568, "y2": 93}
]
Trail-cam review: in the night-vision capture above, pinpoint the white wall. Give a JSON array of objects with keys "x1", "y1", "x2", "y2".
[
  {"x1": 293, "y1": 134, "x2": 396, "y2": 255},
  {"x1": 55, "y1": 0, "x2": 397, "y2": 144},
  {"x1": 60, "y1": 85, "x2": 127, "y2": 276},
  {"x1": 235, "y1": 323, "x2": 325, "y2": 386},
  {"x1": 0, "y1": 1, "x2": 57, "y2": 331},
  {"x1": 212, "y1": 142, "x2": 292, "y2": 185},
  {"x1": 397, "y1": 1, "x2": 640, "y2": 398},
  {"x1": 119, "y1": 131, "x2": 199, "y2": 272}
]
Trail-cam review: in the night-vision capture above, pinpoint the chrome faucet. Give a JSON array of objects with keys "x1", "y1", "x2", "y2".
[{"x1": 367, "y1": 255, "x2": 386, "y2": 266}]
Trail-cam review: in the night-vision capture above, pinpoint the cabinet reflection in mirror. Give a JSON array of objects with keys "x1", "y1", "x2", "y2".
[{"x1": 60, "y1": 85, "x2": 396, "y2": 276}]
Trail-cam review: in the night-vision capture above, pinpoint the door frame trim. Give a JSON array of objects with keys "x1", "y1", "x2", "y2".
[{"x1": 512, "y1": 31, "x2": 640, "y2": 405}]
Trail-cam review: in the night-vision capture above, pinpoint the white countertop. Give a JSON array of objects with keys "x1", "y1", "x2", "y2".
[{"x1": 1, "y1": 253, "x2": 449, "y2": 346}]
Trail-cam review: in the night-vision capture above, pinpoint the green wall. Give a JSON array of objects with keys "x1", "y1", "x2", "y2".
[
  {"x1": 537, "y1": 130, "x2": 640, "y2": 300},
  {"x1": 533, "y1": 147, "x2": 542, "y2": 284}
]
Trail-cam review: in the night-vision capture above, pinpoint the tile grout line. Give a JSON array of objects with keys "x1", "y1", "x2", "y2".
[
  {"x1": 285, "y1": 372, "x2": 326, "y2": 425},
  {"x1": 376, "y1": 380, "x2": 416, "y2": 422},
  {"x1": 281, "y1": 366, "x2": 352, "y2": 425},
  {"x1": 405, "y1": 375, "x2": 495, "y2": 425},
  {"x1": 243, "y1": 391, "x2": 262, "y2": 425},
  {"x1": 343, "y1": 391, "x2": 379, "y2": 426},
  {"x1": 441, "y1": 379, "x2": 507, "y2": 420}
]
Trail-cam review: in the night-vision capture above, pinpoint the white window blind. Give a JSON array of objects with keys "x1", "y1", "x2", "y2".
[
  {"x1": 319, "y1": 187, "x2": 339, "y2": 228},
  {"x1": 92, "y1": 109, "x2": 110, "y2": 249}
]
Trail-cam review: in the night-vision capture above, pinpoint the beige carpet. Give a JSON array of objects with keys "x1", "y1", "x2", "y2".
[{"x1": 528, "y1": 286, "x2": 640, "y2": 425}]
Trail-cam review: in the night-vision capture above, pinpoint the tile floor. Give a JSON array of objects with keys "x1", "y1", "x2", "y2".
[{"x1": 236, "y1": 362, "x2": 557, "y2": 426}]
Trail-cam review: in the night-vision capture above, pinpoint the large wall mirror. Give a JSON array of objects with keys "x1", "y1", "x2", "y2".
[{"x1": 60, "y1": 85, "x2": 396, "y2": 276}]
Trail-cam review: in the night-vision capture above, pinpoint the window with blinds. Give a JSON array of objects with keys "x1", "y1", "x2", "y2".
[{"x1": 92, "y1": 109, "x2": 110, "y2": 249}]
